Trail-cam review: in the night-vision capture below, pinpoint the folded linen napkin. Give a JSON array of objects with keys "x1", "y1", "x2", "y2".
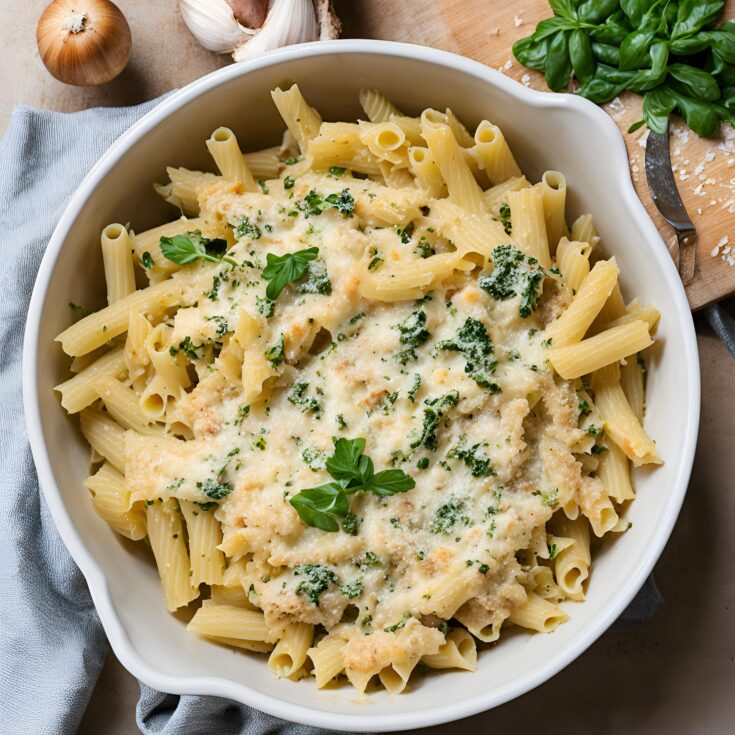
[{"x1": 3, "y1": 96, "x2": 713, "y2": 735}]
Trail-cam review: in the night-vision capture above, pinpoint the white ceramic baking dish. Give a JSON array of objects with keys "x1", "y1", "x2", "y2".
[{"x1": 23, "y1": 40, "x2": 700, "y2": 732}]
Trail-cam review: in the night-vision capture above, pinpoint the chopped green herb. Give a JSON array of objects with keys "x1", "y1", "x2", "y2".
[
  {"x1": 287, "y1": 381, "x2": 321, "y2": 414},
  {"x1": 368, "y1": 255, "x2": 384, "y2": 270},
  {"x1": 479, "y1": 244, "x2": 546, "y2": 318},
  {"x1": 294, "y1": 564, "x2": 336, "y2": 606},
  {"x1": 354, "y1": 550, "x2": 381, "y2": 570},
  {"x1": 258, "y1": 180, "x2": 269, "y2": 194},
  {"x1": 302, "y1": 189, "x2": 355, "y2": 217},
  {"x1": 329, "y1": 166, "x2": 346, "y2": 176},
  {"x1": 548, "y1": 543, "x2": 559, "y2": 560},
  {"x1": 141, "y1": 251, "x2": 154, "y2": 269},
  {"x1": 417, "y1": 457, "x2": 429, "y2": 470},
  {"x1": 408, "y1": 373, "x2": 422, "y2": 403},
  {"x1": 206, "y1": 315, "x2": 229, "y2": 337},
  {"x1": 296, "y1": 259, "x2": 332, "y2": 295},
  {"x1": 235, "y1": 217, "x2": 261, "y2": 240},
  {"x1": 384, "y1": 612, "x2": 412, "y2": 633},
  {"x1": 396, "y1": 222, "x2": 414, "y2": 244},
  {"x1": 415, "y1": 235, "x2": 435, "y2": 258},
  {"x1": 342, "y1": 512, "x2": 360, "y2": 535},
  {"x1": 283, "y1": 175, "x2": 295, "y2": 189},
  {"x1": 264, "y1": 334, "x2": 285, "y2": 367},
  {"x1": 498, "y1": 202, "x2": 512, "y2": 235},
  {"x1": 256, "y1": 295, "x2": 275, "y2": 317},
  {"x1": 200, "y1": 478, "x2": 233, "y2": 500},
  {"x1": 395, "y1": 309, "x2": 430, "y2": 364},
  {"x1": 340, "y1": 579, "x2": 363, "y2": 599},
  {"x1": 411, "y1": 391, "x2": 460, "y2": 451},
  {"x1": 449, "y1": 439, "x2": 495, "y2": 477},
  {"x1": 430, "y1": 497, "x2": 469, "y2": 534},
  {"x1": 578, "y1": 397, "x2": 592, "y2": 416},
  {"x1": 437, "y1": 317, "x2": 500, "y2": 393}
]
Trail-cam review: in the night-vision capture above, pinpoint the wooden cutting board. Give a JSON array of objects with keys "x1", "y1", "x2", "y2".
[{"x1": 345, "y1": 0, "x2": 735, "y2": 310}]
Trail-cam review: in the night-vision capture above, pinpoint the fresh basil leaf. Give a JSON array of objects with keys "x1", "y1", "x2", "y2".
[
  {"x1": 642, "y1": 88, "x2": 677, "y2": 134},
  {"x1": 159, "y1": 231, "x2": 237, "y2": 267},
  {"x1": 512, "y1": 36, "x2": 549, "y2": 72},
  {"x1": 672, "y1": 90, "x2": 721, "y2": 136},
  {"x1": 591, "y1": 41, "x2": 620, "y2": 66},
  {"x1": 531, "y1": 16, "x2": 579, "y2": 42},
  {"x1": 630, "y1": 41, "x2": 670, "y2": 92},
  {"x1": 326, "y1": 437, "x2": 367, "y2": 483},
  {"x1": 627, "y1": 119, "x2": 646, "y2": 133},
  {"x1": 669, "y1": 63, "x2": 721, "y2": 101},
  {"x1": 549, "y1": 0, "x2": 577, "y2": 20},
  {"x1": 639, "y1": 0, "x2": 669, "y2": 33},
  {"x1": 620, "y1": 0, "x2": 648, "y2": 26},
  {"x1": 289, "y1": 482, "x2": 350, "y2": 532},
  {"x1": 569, "y1": 28, "x2": 595, "y2": 84},
  {"x1": 545, "y1": 30, "x2": 573, "y2": 92},
  {"x1": 671, "y1": 0, "x2": 724, "y2": 40},
  {"x1": 669, "y1": 32, "x2": 712, "y2": 55},
  {"x1": 578, "y1": 76, "x2": 626, "y2": 104},
  {"x1": 709, "y1": 28, "x2": 735, "y2": 65},
  {"x1": 590, "y1": 11, "x2": 633, "y2": 45},
  {"x1": 576, "y1": 0, "x2": 619, "y2": 24},
  {"x1": 364, "y1": 469, "x2": 416, "y2": 497},
  {"x1": 262, "y1": 246, "x2": 319, "y2": 300},
  {"x1": 619, "y1": 29, "x2": 656, "y2": 71}
]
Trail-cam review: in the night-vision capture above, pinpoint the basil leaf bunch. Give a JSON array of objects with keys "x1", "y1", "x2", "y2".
[
  {"x1": 289, "y1": 437, "x2": 416, "y2": 532},
  {"x1": 513, "y1": 1, "x2": 735, "y2": 137},
  {"x1": 159, "y1": 230, "x2": 238, "y2": 267}
]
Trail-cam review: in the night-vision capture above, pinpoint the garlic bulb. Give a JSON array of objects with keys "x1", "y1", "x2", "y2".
[
  {"x1": 233, "y1": 0, "x2": 317, "y2": 61},
  {"x1": 36, "y1": 0, "x2": 132, "y2": 86},
  {"x1": 179, "y1": 0, "x2": 340, "y2": 61}
]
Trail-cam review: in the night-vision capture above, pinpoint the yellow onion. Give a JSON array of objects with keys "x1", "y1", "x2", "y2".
[{"x1": 37, "y1": 0, "x2": 132, "y2": 86}]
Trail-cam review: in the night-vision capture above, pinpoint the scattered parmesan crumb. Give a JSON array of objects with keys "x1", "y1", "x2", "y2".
[
  {"x1": 711, "y1": 236, "x2": 734, "y2": 266},
  {"x1": 521, "y1": 73, "x2": 531, "y2": 86},
  {"x1": 488, "y1": 27, "x2": 500, "y2": 36},
  {"x1": 501, "y1": 59, "x2": 513, "y2": 71},
  {"x1": 514, "y1": 16, "x2": 523, "y2": 27}
]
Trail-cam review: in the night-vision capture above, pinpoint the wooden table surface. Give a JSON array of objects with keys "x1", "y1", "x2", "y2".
[{"x1": 4, "y1": 2, "x2": 735, "y2": 734}]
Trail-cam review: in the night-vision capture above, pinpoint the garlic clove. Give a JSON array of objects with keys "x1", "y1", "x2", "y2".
[
  {"x1": 232, "y1": 0, "x2": 318, "y2": 62},
  {"x1": 178, "y1": 0, "x2": 256, "y2": 54},
  {"x1": 36, "y1": 0, "x2": 132, "y2": 87}
]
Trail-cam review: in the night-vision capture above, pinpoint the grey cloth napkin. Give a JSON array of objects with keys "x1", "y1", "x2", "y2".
[{"x1": 1, "y1": 96, "x2": 718, "y2": 735}]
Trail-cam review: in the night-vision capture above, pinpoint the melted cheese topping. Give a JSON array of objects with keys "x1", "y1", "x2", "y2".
[{"x1": 126, "y1": 169, "x2": 591, "y2": 671}]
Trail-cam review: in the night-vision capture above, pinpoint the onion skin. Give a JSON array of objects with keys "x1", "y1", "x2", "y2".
[
  {"x1": 226, "y1": 0, "x2": 268, "y2": 28},
  {"x1": 36, "y1": 0, "x2": 132, "y2": 87}
]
